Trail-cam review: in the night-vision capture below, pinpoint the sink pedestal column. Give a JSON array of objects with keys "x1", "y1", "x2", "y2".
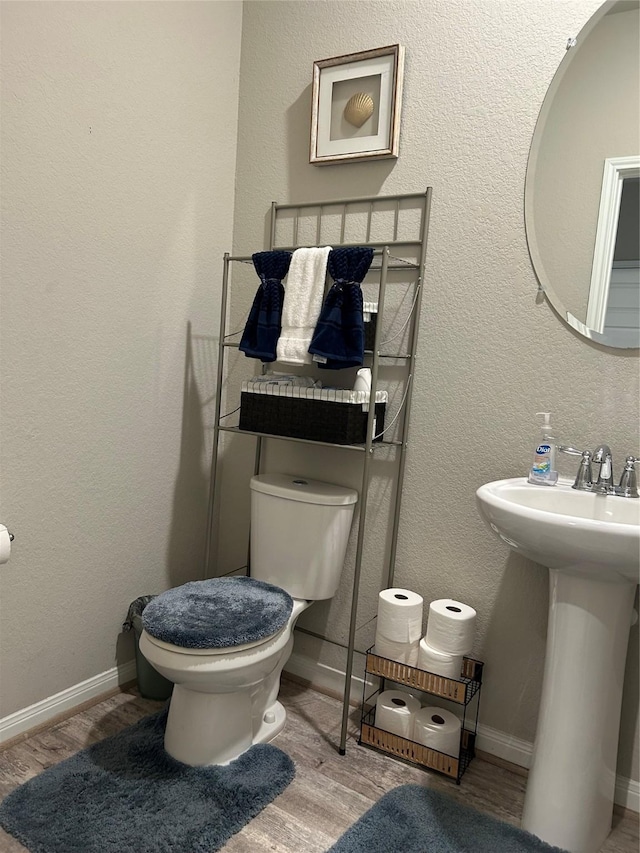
[{"x1": 522, "y1": 568, "x2": 635, "y2": 853}]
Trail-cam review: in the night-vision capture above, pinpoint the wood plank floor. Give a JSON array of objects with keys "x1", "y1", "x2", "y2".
[{"x1": 0, "y1": 678, "x2": 637, "y2": 852}]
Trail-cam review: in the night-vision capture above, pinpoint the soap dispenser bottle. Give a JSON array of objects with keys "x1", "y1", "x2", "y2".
[{"x1": 528, "y1": 412, "x2": 558, "y2": 486}]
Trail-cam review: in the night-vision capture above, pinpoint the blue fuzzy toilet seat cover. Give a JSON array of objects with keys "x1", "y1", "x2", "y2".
[{"x1": 141, "y1": 576, "x2": 294, "y2": 650}]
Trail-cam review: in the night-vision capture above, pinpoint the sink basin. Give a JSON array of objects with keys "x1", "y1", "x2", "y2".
[
  {"x1": 476, "y1": 477, "x2": 639, "y2": 853},
  {"x1": 476, "y1": 477, "x2": 640, "y2": 581}
]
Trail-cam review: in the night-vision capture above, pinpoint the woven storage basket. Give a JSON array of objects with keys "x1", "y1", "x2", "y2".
[
  {"x1": 365, "y1": 649, "x2": 483, "y2": 705},
  {"x1": 239, "y1": 381, "x2": 387, "y2": 444},
  {"x1": 360, "y1": 713, "x2": 475, "y2": 780}
]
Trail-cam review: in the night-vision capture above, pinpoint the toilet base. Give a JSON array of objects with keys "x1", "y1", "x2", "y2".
[
  {"x1": 253, "y1": 700, "x2": 287, "y2": 746},
  {"x1": 163, "y1": 685, "x2": 288, "y2": 767}
]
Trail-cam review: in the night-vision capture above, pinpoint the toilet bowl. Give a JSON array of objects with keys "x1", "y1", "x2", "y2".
[
  {"x1": 139, "y1": 474, "x2": 358, "y2": 766},
  {"x1": 139, "y1": 597, "x2": 310, "y2": 766}
]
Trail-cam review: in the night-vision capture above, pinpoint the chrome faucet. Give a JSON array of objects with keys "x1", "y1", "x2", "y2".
[
  {"x1": 558, "y1": 445, "x2": 639, "y2": 498},
  {"x1": 592, "y1": 444, "x2": 614, "y2": 494}
]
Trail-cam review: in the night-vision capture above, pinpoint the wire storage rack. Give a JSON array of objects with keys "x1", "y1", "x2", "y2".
[
  {"x1": 204, "y1": 190, "x2": 433, "y2": 756},
  {"x1": 360, "y1": 648, "x2": 483, "y2": 784}
]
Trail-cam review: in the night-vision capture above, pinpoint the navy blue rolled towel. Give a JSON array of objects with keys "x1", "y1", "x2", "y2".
[
  {"x1": 308, "y1": 247, "x2": 374, "y2": 369},
  {"x1": 239, "y1": 251, "x2": 292, "y2": 362}
]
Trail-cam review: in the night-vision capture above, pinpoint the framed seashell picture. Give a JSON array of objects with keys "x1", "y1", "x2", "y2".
[{"x1": 310, "y1": 44, "x2": 405, "y2": 165}]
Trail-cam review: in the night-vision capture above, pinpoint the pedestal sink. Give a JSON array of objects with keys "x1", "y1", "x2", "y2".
[{"x1": 476, "y1": 478, "x2": 639, "y2": 853}]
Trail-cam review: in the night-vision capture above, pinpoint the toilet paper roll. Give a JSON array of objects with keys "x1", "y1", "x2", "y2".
[
  {"x1": 413, "y1": 706, "x2": 461, "y2": 757},
  {"x1": 0, "y1": 525, "x2": 11, "y2": 565},
  {"x1": 418, "y1": 637, "x2": 463, "y2": 679},
  {"x1": 375, "y1": 689, "x2": 420, "y2": 739},
  {"x1": 374, "y1": 634, "x2": 419, "y2": 667},
  {"x1": 425, "y1": 599, "x2": 476, "y2": 655},
  {"x1": 376, "y1": 588, "x2": 424, "y2": 643},
  {"x1": 394, "y1": 685, "x2": 422, "y2": 702}
]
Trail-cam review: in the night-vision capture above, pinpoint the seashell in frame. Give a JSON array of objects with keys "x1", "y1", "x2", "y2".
[{"x1": 344, "y1": 92, "x2": 374, "y2": 128}]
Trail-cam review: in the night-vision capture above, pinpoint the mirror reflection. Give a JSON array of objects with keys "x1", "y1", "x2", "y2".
[
  {"x1": 525, "y1": 0, "x2": 640, "y2": 348},
  {"x1": 591, "y1": 170, "x2": 639, "y2": 339}
]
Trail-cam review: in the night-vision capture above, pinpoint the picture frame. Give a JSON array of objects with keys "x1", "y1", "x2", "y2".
[{"x1": 310, "y1": 44, "x2": 405, "y2": 166}]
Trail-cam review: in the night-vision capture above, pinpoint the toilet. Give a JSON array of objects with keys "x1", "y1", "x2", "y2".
[{"x1": 139, "y1": 473, "x2": 358, "y2": 766}]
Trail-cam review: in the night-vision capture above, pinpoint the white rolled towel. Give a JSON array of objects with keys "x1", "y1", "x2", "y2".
[{"x1": 276, "y1": 247, "x2": 331, "y2": 365}]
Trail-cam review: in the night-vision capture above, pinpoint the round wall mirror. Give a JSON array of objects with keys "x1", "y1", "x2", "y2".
[{"x1": 525, "y1": 0, "x2": 639, "y2": 348}]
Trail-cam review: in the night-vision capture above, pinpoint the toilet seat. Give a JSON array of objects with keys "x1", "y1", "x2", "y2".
[
  {"x1": 141, "y1": 597, "x2": 309, "y2": 663},
  {"x1": 142, "y1": 628, "x2": 284, "y2": 656},
  {"x1": 142, "y1": 575, "x2": 294, "y2": 650}
]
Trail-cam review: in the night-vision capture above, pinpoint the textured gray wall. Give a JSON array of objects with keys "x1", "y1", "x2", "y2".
[
  {"x1": 223, "y1": 0, "x2": 639, "y2": 784},
  {"x1": 0, "y1": 1, "x2": 243, "y2": 716}
]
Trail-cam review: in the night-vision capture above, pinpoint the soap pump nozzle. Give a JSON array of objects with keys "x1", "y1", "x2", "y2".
[{"x1": 536, "y1": 412, "x2": 553, "y2": 434}]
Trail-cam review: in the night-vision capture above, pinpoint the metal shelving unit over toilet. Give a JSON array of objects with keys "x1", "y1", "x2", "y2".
[{"x1": 204, "y1": 190, "x2": 432, "y2": 756}]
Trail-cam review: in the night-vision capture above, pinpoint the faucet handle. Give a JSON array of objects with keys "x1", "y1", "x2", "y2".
[
  {"x1": 558, "y1": 446, "x2": 593, "y2": 491},
  {"x1": 617, "y1": 456, "x2": 639, "y2": 499}
]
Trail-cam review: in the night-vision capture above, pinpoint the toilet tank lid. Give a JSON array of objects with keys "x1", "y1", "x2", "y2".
[{"x1": 250, "y1": 474, "x2": 358, "y2": 506}]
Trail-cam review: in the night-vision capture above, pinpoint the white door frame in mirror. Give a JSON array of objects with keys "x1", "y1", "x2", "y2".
[{"x1": 586, "y1": 155, "x2": 640, "y2": 333}]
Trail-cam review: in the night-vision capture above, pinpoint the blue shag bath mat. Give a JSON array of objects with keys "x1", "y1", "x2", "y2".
[
  {"x1": 327, "y1": 784, "x2": 567, "y2": 853},
  {"x1": 0, "y1": 710, "x2": 295, "y2": 853}
]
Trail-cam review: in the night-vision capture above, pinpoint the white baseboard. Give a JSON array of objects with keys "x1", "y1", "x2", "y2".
[
  {"x1": 473, "y1": 721, "x2": 533, "y2": 769},
  {"x1": 284, "y1": 652, "x2": 639, "y2": 814},
  {"x1": 285, "y1": 651, "x2": 369, "y2": 704},
  {"x1": 616, "y1": 777, "x2": 640, "y2": 814},
  {"x1": 0, "y1": 660, "x2": 136, "y2": 745}
]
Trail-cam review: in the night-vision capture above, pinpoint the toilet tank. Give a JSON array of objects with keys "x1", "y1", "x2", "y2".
[{"x1": 249, "y1": 474, "x2": 358, "y2": 600}]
